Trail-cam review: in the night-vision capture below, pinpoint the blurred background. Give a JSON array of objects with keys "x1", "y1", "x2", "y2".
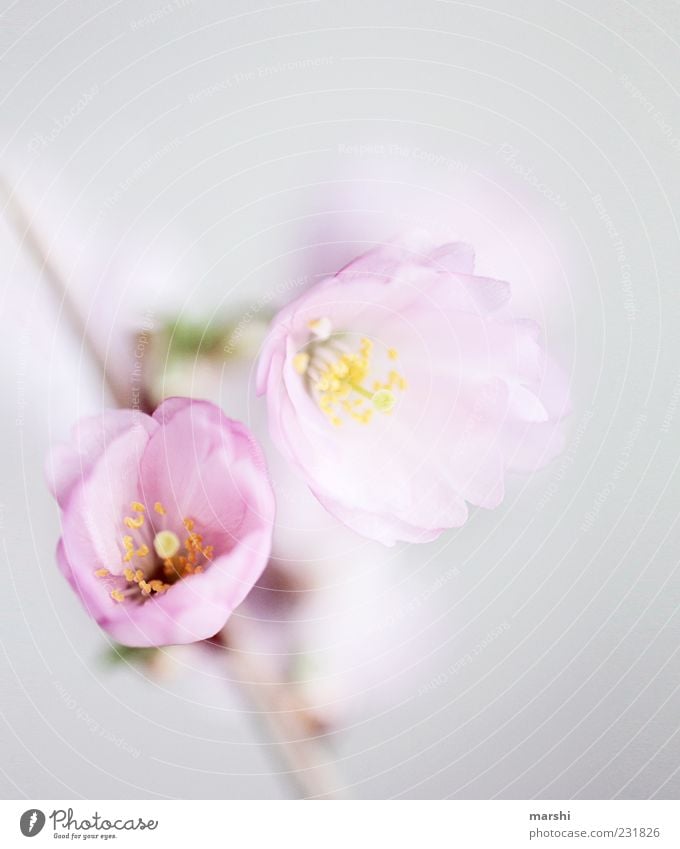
[{"x1": 1, "y1": 0, "x2": 679, "y2": 799}]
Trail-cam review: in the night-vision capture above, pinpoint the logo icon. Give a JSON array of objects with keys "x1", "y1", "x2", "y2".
[{"x1": 20, "y1": 809, "x2": 45, "y2": 837}]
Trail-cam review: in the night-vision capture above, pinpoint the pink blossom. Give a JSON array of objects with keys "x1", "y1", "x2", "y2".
[
  {"x1": 47, "y1": 398, "x2": 275, "y2": 647},
  {"x1": 257, "y1": 232, "x2": 570, "y2": 545}
]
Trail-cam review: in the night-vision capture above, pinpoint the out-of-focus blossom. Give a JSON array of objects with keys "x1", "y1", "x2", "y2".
[
  {"x1": 239, "y1": 552, "x2": 431, "y2": 728},
  {"x1": 47, "y1": 397, "x2": 275, "y2": 647},
  {"x1": 257, "y1": 231, "x2": 570, "y2": 545}
]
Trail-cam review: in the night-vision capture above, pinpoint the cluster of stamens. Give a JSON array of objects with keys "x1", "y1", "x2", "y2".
[
  {"x1": 95, "y1": 501, "x2": 214, "y2": 604},
  {"x1": 292, "y1": 318, "x2": 407, "y2": 427}
]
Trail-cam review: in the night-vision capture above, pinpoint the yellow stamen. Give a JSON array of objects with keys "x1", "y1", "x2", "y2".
[
  {"x1": 308, "y1": 316, "x2": 332, "y2": 340},
  {"x1": 292, "y1": 352, "x2": 310, "y2": 374},
  {"x1": 310, "y1": 338, "x2": 405, "y2": 425},
  {"x1": 124, "y1": 515, "x2": 144, "y2": 529},
  {"x1": 94, "y1": 568, "x2": 109, "y2": 578},
  {"x1": 153, "y1": 529, "x2": 181, "y2": 559},
  {"x1": 113, "y1": 501, "x2": 213, "y2": 600}
]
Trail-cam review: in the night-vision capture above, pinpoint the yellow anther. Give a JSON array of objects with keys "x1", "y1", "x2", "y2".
[
  {"x1": 154, "y1": 502, "x2": 166, "y2": 515},
  {"x1": 292, "y1": 352, "x2": 310, "y2": 374},
  {"x1": 388, "y1": 370, "x2": 408, "y2": 391},
  {"x1": 135, "y1": 569, "x2": 144, "y2": 582},
  {"x1": 94, "y1": 568, "x2": 109, "y2": 578},
  {"x1": 183, "y1": 518, "x2": 195, "y2": 531},
  {"x1": 139, "y1": 580, "x2": 151, "y2": 595},
  {"x1": 153, "y1": 529, "x2": 181, "y2": 559},
  {"x1": 130, "y1": 501, "x2": 145, "y2": 513},
  {"x1": 123, "y1": 568, "x2": 135, "y2": 582},
  {"x1": 122, "y1": 536, "x2": 136, "y2": 560},
  {"x1": 124, "y1": 515, "x2": 144, "y2": 529},
  {"x1": 308, "y1": 316, "x2": 332, "y2": 340},
  {"x1": 388, "y1": 347, "x2": 398, "y2": 360},
  {"x1": 372, "y1": 388, "x2": 396, "y2": 413},
  {"x1": 110, "y1": 589, "x2": 125, "y2": 603},
  {"x1": 136, "y1": 544, "x2": 149, "y2": 557}
]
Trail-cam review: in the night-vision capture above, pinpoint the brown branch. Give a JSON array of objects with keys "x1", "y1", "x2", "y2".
[
  {"x1": 0, "y1": 175, "x2": 129, "y2": 408},
  {"x1": 221, "y1": 621, "x2": 345, "y2": 800}
]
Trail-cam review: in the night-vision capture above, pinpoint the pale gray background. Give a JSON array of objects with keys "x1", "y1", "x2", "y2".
[{"x1": 1, "y1": 0, "x2": 679, "y2": 799}]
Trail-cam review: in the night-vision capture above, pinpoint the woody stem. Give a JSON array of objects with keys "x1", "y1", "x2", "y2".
[
  {"x1": 220, "y1": 621, "x2": 344, "y2": 800},
  {"x1": 0, "y1": 176, "x2": 131, "y2": 409}
]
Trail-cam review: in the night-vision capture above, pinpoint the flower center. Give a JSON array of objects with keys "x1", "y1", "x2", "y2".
[
  {"x1": 293, "y1": 318, "x2": 407, "y2": 427},
  {"x1": 95, "y1": 501, "x2": 214, "y2": 604},
  {"x1": 153, "y1": 530, "x2": 180, "y2": 559}
]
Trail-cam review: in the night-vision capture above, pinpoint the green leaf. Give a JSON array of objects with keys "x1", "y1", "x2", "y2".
[{"x1": 101, "y1": 643, "x2": 158, "y2": 667}]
